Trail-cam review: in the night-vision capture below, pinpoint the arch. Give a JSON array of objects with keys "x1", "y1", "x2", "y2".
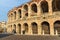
[
  {"x1": 11, "y1": 13, "x2": 13, "y2": 20},
  {"x1": 23, "y1": 4, "x2": 28, "y2": 17},
  {"x1": 24, "y1": 5, "x2": 28, "y2": 11},
  {"x1": 31, "y1": 3, "x2": 37, "y2": 13},
  {"x1": 31, "y1": 22, "x2": 38, "y2": 34},
  {"x1": 11, "y1": 13, "x2": 13, "y2": 16},
  {"x1": 13, "y1": 24, "x2": 16, "y2": 33},
  {"x1": 52, "y1": 0, "x2": 60, "y2": 11},
  {"x1": 54, "y1": 20, "x2": 60, "y2": 34},
  {"x1": 41, "y1": 21, "x2": 50, "y2": 34},
  {"x1": 18, "y1": 9, "x2": 21, "y2": 18},
  {"x1": 40, "y1": 0, "x2": 48, "y2": 13},
  {"x1": 23, "y1": 23, "x2": 28, "y2": 34},
  {"x1": 14, "y1": 11, "x2": 16, "y2": 19},
  {"x1": 18, "y1": 24, "x2": 21, "y2": 34}
]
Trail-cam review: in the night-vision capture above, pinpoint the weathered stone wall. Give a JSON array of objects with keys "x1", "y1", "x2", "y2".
[{"x1": 7, "y1": 0, "x2": 60, "y2": 35}]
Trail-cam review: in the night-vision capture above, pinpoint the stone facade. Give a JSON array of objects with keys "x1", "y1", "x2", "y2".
[
  {"x1": 7, "y1": 0, "x2": 60, "y2": 35},
  {"x1": 0, "y1": 21, "x2": 7, "y2": 33}
]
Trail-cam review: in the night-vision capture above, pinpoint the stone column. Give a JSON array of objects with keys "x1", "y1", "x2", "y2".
[
  {"x1": 48, "y1": 0, "x2": 52, "y2": 15},
  {"x1": 12, "y1": 25, "x2": 16, "y2": 34},
  {"x1": 16, "y1": 25, "x2": 19, "y2": 34},
  {"x1": 11, "y1": 15, "x2": 12, "y2": 22},
  {"x1": 9, "y1": 16, "x2": 11, "y2": 22},
  {"x1": 12, "y1": 14, "x2": 13, "y2": 22},
  {"x1": 7, "y1": 26, "x2": 10, "y2": 33},
  {"x1": 8, "y1": 16, "x2": 10, "y2": 22},
  {"x1": 9, "y1": 26, "x2": 11, "y2": 33},
  {"x1": 50, "y1": 23, "x2": 54, "y2": 35},
  {"x1": 21, "y1": 8, "x2": 24, "y2": 19},
  {"x1": 12, "y1": 13, "x2": 14, "y2": 21},
  {"x1": 37, "y1": 4, "x2": 41, "y2": 16},
  {"x1": 10, "y1": 25, "x2": 12, "y2": 33},
  {"x1": 28, "y1": 24, "x2": 32, "y2": 35},
  {"x1": 42, "y1": 30, "x2": 44, "y2": 35},
  {"x1": 21, "y1": 24, "x2": 24, "y2": 35},
  {"x1": 15, "y1": 11, "x2": 17, "y2": 20},
  {"x1": 28, "y1": 6, "x2": 31, "y2": 18},
  {"x1": 16, "y1": 10, "x2": 19, "y2": 20},
  {"x1": 38, "y1": 24, "x2": 41, "y2": 35},
  {"x1": 13, "y1": 11, "x2": 17, "y2": 20},
  {"x1": 14, "y1": 13, "x2": 15, "y2": 20},
  {"x1": 56, "y1": 30, "x2": 58, "y2": 35}
]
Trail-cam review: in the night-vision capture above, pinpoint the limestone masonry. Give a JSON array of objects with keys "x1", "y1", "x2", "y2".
[{"x1": 7, "y1": 0, "x2": 60, "y2": 35}]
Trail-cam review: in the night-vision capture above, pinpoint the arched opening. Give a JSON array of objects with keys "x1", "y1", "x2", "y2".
[
  {"x1": 24, "y1": 5, "x2": 28, "y2": 17},
  {"x1": 13, "y1": 24, "x2": 16, "y2": 33},
  {"x1": 25, "y1": 13, "x2": 28, "y2": 17},
  {"x1": 40, "y1": 0, "x2": 48, "y2": 13},
  {"x1": 23, "y1": 23, "x2": 28, "y2": 34},
  {"x1": 31, "y1": 4, "x2": 37, "y2": 13},
  {"x1": 24, "y1": 5, "x2": 28, "y2": 11},
  {"x1": 14, "y1": 11, "x2": 16, "y2": 19},
  {"x1": 31, "y1": 22, "x2": 38, "y2": 34},
  {"x1": 18, "y1": 9, "x2": 21, "y2": 18},
  {"x1": 52, "y1": 0, "x2": 60, "y2": 11},
  {"x1": 18, "y1": 24, "x2": 21, "y2": 34},
  {"x1": 41, "y1": 21, "x2": 50, "y2": 34},
  {"x1": 54, "y1": 20, "x2": 60, "y2": 34}
]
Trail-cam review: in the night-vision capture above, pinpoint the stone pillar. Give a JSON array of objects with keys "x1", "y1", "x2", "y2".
[
  {"x1": 7, "y1": 26, "x2": 10, "y2": 33},
  {"x1": 21, "y1": 8, "x2": 24, "y2": 19},
  {"x1": 12, "y1": 14, "x2": 13, "y2": 21},
  {"x1": 21, "y1": 24, "x2": 24, "y2": 35},
  {"x1": 50, "y1": 23, "x2": 54, "y2": 35},
  {"x1": 11, "y1": 15, "x2": 12, "y2": 22},
  {"x1": 42, "y1": 30, "x2": 44, "y2": 35},
  {"x1": 13, "y1": 11, "x2": 17, "y2": 20},
  {"x1": 8, "y1": 16, "x2": 10, "y2": 22},
  {"x1": 15, "y1": 11, "x2": 17, "y2": 20},
  {"x1": 16, "y1": 11, "x2": 19, "y2": 20},
  {"x1": 14, "y1": 13, "x2": 15, "y2": 20},
  {"x1": 12, "y1": 25, "x2": 14, "y2": 30},
  {"x1": 16, "y1": 25, "x2": 19, "y2": 34},
  {"x1": 10, "y1": 25, "x2": 12, "y2": 33},
  {"x1": 12, "y1": 25, "x2": 15, "y2": 34},
  {"x1": 28, "y1": 24, "x2": 32, "y2": 35},
  {"x1": 56, "y1": 30, "x2": 58, "y2": 35},
  {"x1": 8, "y1": 26, "x2": 10, "y2": 33},
  {"x1": 38, "y1": 24, "x2": 41, "y2": 35},
  {"x1": 37, "y1": 4, "x2": 41, "y2": 16},
  {"x1": 28, "y1": 6, "x2": 31, "y2": 18},
  {"x1": 12, "y1": 14, "x2": 14, "y2": 21},
  {"x1": 9, "y1": 16, "x2": 11, "y2": 22},
  {"x1": 9, "y1": 26, "x2": 11, "y2": 33},
  {"x1": 48, "y1": 0, "x2": 52, "y2": 15}
]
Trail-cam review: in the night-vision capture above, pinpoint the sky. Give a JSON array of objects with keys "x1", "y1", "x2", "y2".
[{"x1": 0, "y1": 0, "x2": 30, "y2": 22}]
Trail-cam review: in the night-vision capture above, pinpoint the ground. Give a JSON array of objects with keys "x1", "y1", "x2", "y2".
[{"x1": 0, "y1": 34, "x2": 60, "y2": 40}]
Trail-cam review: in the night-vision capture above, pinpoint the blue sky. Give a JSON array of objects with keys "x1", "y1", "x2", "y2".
[{"x1": 0, "y1": 0, "x2": 30, "y2": 22}]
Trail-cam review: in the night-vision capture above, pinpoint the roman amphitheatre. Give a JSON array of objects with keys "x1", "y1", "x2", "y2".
[{"x1": 1, "y1": 0, "x2": 60, "y2": 40}]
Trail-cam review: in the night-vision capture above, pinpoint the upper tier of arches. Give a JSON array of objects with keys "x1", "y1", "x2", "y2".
[{"x1": 8, "y1": 0, "x2": 60, "y2": 22}]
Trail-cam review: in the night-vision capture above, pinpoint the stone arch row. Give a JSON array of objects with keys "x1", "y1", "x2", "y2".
[
  {"x1": 8, "y1": 0, "x2": 60, "y2": 21},
  {"x1": 9, "y1": 20, "x2": 60, "y2": 35}
]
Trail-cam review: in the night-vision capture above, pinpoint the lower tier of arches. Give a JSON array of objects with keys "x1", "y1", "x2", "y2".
[{"x1": 7, "y1": 20, "x2": 60, "y2": 35}]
